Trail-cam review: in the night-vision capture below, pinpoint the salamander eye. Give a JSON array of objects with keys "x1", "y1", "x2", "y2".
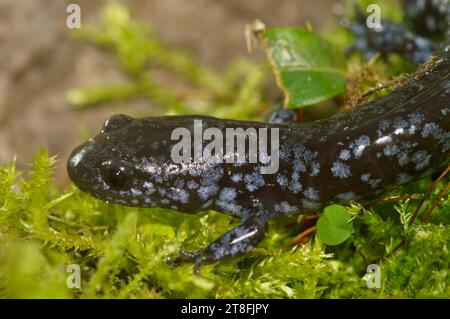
[
  {"x1": 101, "y1": 160, "x2": 134, "y2": 189},
  {"x1": 101, "y1": 114, "x2": 134, "y2": 133}
]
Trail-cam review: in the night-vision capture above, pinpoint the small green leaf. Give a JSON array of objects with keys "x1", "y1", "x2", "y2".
[
  {"x1": 262, "y1": 28, "x2": 346, "y2": 108},
  {"x1": 317, "y1": 204, "x2": 353, "y2": 245}
]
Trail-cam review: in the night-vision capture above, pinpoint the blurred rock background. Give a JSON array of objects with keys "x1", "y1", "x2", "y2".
[{"x1": 0, "y1": 0, "x2": 336, "y2": 184}]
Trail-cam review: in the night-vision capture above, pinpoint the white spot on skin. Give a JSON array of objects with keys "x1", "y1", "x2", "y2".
[
  {"x1": 361, "y1": 173, "x2": 371, "y2": 183},
  {"x1": 198, "y1": 185, "x2": 219, "y2": 200},
  {"x1": 292, "y1": 146, "x2": 319, "y2": 176},
  {"x1": 289, "y1": 181, "x2": 303, "y2": 193},
  {"x1": 274, "y1": 201, "x2": 299, "y2": 214},
  {"x1": 131, "y1": 188, "x2": 143, "y2": 197},
  {"x1": 360, "y1": 173, "x2": 381, "y2": 188},
  {"x1": 219, "y1": 187, "x2": 237, "y2": 202},
  {"x1": 304, "y1": 187, "x2": 319, "y2": 201},
  {"x1": 143, "y1": 181, "x2": 155, "y2": 195},
  {"x1": 375, "y1": 135, "x2": 392, "y2": 145},
  {"x1": 408, "y1": 113, "x2": 424, "y2": 126},
  {"x1": 331, "y1": 161, "x2": 351, "y2": 179},
  {"x1": 352, "y1": 135, "x2": 371, "y2": 158},
  {"x1": 187, "y1": 180, "x2": 199, "y2": 189},
  {"x1": 394, "y1": 128, "x2": 405, "y2": 135},
  {"x1": 279, "y1": 144, "x2": 291, "y2": 160},
  {"x1": 167, "y1": 188, "x2": 189, "y2": 204},
  {"x1": 276, "y1": 175, "x2": 288, "y2": 187},
  {"x1": 174, "y1": 179, "x2": 185, "y2": 189},
  {"x1": 178, "y1": 189, "x2": 190, "y2": 203},
  {"x1": 293, "y1": 160, "x2": 307, "y2": 173},
  {"x1": 215, "y1": 199, "x2": 241, "y2": 216},
  {"x1": 442, "y1": 108, "x2": 449, "y2": 116},
  {"x1": 202, "y1": 199, "x2": 214, "y2": 209},
  {"x1": 394, "y1": 117, "x2": 408, "y2": 129},
  {"x1": 158, "y1": 187, "x2": 166, "y2": 196},
  {"x1": 376, "y1": 120, "x2": 390, "y2": 137},
  {"x1": 339, "y1": 150, "x2": 351, "y2": 161},
  {"x1": 397, "y1": 152, "x2": 410, "y2": 166},
  {"x1": 244, "y1": 172, "x2": 265, "y2": 192},
  {"x1": 310, "y1": 162, "x2": 321, "y2": 176},
  {"x1": 231, "y1": 173, "x2": 243, "y2": 183},
  {"x1": 412, "y1": 150, "x2": 432, "y2": 171},
  {"x1": 421, "y1": 122, "x2": 440, "y2": 138},
  {"x1": 288, "y1": 172, "x2": 302, "y2": 193},
  {"x1": 420, "y1": 123, "x2": 447, "y2": 153},
  {"x1": 383, "y1": 144, "x2": 399, "y2": 156}
]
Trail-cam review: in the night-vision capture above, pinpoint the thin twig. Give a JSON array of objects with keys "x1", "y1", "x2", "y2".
[
  {"x1": 355, "y1": 56, "x2": 436, "y2": 106},
  {"x1": 367, "y1": 194, "x2": 422, "y2": 208},
  {"x1": 409, "y1": 165, "x2": 450, "y2": 226},
  {"x1": 382, "y1": 239, "x2": 406, "y2": 262},
  {"x1": 421, "y1": 182, "x2": 450, "y2": 224},
  {"x1": 284, "y1": 225, "x2": 317, "y2": 248}
]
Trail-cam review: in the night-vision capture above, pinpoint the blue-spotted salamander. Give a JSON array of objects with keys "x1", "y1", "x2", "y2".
[{"x1": 68, "y1": 1, "x2": 450, "y2": 272}]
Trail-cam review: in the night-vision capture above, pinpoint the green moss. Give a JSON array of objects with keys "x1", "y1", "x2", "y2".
[
  {"x1": 0, "y1": 149, "x2": 448, "y2": 298},
  {"x1": 66, "y1": 3, "x2": 268, "y2": 120}
]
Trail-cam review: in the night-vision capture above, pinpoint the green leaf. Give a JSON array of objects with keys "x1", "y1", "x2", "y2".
[
  {"x1": 262, "y1": 28, "x2": 346, "y2": 108},
  {"x1": 317, "y1": 204, "x2": 353, "y2": 245}
]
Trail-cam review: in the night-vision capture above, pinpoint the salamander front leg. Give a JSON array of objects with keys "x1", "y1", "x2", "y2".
[{"x1": 180, "y1": 211, "x2": 269, "y2": 274}]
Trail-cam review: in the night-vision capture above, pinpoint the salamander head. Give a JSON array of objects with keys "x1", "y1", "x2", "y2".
[{"x1": 67, "y1": 114, "x2": 223, "y2": 211}]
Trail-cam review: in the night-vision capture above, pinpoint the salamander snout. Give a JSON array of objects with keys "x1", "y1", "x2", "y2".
[
  {"x1": 67, "y1": 141, "x2": 96, "y2": 192},
  {"x1": 67, "y1": 137, "x2": 153, "y2": 206}
]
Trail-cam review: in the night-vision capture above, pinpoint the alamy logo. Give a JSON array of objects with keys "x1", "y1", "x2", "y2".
[
  {"x1": 66, "y1": 4, "x2": 81, "y2": 29},
  {"x1": 366, "y1": 4, "x2": 383, "y2": 32},
  {"x1": 66, "y1": 264, "x2": 81, "y2": 289},
  {"x1": 365, "y1": 264, "x2": 381, "y2": 289},
  {"x1": 171, "y1": 120, "x2": 280, "y2": 174}
]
